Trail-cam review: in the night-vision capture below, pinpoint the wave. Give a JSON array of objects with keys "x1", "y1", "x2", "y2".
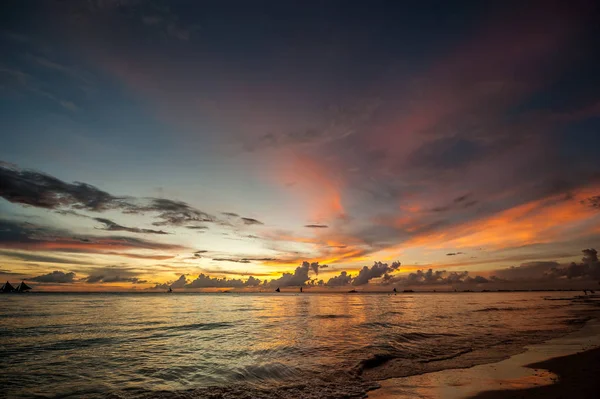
[
  {"x1": 137, "y1": 322, "x2": 233, "y2": 333},
  {"x1": 474, "y1": 306, "x2": 526, "y2": 312},
  {"x1": 313, "y1": 314, "x2": 353, "y2": 319},
  {"x1": 420, "y1": 348, "x2": 473, "y2": 363}
]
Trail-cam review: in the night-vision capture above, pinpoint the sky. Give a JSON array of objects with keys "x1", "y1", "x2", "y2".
[{"x1": 1, "y1": 0, "x2": 599, "y2": 291}]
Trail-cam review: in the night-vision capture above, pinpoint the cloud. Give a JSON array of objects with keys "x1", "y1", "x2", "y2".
[
  {"x1": 0, "y1": 268, "x2": 26, "y2": 276},
  {"x1": 581, "y1": 196, "x2": 600, "y2": 209},
  {"x1": 0, "y1": 250, "x2": 85, "y2": 265},
  {"x1": 326, "y1": 271, "x2": 353, "y2": 287},
  {"x1": 152, "y1": 275, "x2": 188, "y2": 290},
  {"x1": 0, "y1": 163, "x2": 244, "y2": 229},
  {"x1": 171, "y1": 274, "x2": 188, "y2": 288},
  {"x1": 241, "y1": 217, "x2": 264, "y2": 226},
  {"x1": 545, "y1": 249, "x2": 600, "y2": 280},
  {"x1": 268, "y1": 261, "x2": 313, "y2": 287},
  {"x1": 141, "y1": 198, "x2": 216, "y2": 226},
  {"x1": 222, "y1": 212, "x2": 239, "y2": 217},
  {"x1": 304, "y1": 224, "x2": 329, "y2": 228},
  {"x1": 211, "y1": 255, "x2": 280, "y2": 264},
  {"x1": 93, "y1": 218, "x2": 169, "y2": 234},
  {"x1": 352, "y1": 261, "x2": 401, "y2": 286},
  {"x1": 85, "y1": 266, "x2": 143, "y2": 284},
  {"x1": 0, "y1": 219, "x2": 185, "y2": 254},
  {"x1": 494, "y1": 261, "x2": 561, "y2": 280},
  {"x1": 446, "y1": 252, "x2": 465, "y2": 256},
  {"x1": 0, "y1": 163, "x2": 127, "y2": 211},
  {"x1": 402, "y1": 269, "x2": 490, "y2": 285},
  {"x1": 185, "y1": 274, "x2": 261, "y2": 288},
  {"x1": 212, "y1": 258, "x2": 250, "y2": 264},
  {"x1": 30, "y1": 270, "x2": 76, "y2": 283},
  {"x1": 309, "y1": 262, "x2": 321, "y2": 275}
]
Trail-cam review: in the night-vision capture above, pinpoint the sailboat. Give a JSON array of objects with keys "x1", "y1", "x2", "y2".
[
  {"x1": 15, "y1": 281, "x2": 32, "y2": 293},
  {"x1": 1, "y1": 281, "x2": 15, "y2": 293},
  {"x1": 168, "y1": 287, "x2": 173, "y2": 293},
  {"x1": 275, "y1": 287, "x2": 280, "y2": 292}
]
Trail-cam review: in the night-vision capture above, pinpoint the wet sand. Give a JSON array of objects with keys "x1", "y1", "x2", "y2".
[
  {"x1": 368, "y1": 317, "x2": 600, "y2": 399},
  {"x1": 471, "y1": 346, "x2": 600, "y2": 398}
]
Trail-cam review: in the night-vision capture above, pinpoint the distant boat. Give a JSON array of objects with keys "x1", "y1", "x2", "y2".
[
  {"x1": 275, "y1": 287, "x2": 280, "y2": 292},
  {"x1": 168, "y1": 287, "x2": 173, "y2": 293},
  {"x1": 348, "y1": 289, "x2": 358, "y2": 293},
  {"x1": 403, "y1": 289, "x2": 414, "y2": 293},
  {"x1": 1, "y1": 281, "x2": 15, "y2": 293},
  {"x1": 15, "y1": 281, "x2": 31, "y2": 293},
  {"x1": 300, "y1": 287, "x2": 303, "y2": 293},
  {"x1": 393, "y1": 288, "x2": 397, "y2": 293}
]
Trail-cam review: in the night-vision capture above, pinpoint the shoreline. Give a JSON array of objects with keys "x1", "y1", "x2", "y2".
[{"x1": 368, "y1": 309, "x2": 600, "y2": 399}]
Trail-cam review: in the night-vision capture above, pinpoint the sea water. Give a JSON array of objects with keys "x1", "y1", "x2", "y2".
[{"x1": 0, "y1": 292, "x2": 597, "y2": 398}]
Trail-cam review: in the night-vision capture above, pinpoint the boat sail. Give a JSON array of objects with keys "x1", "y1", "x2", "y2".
[
  {"x1": 1, "y1": 281, "x2": 15, "y2": 293},
  {"x1": 15, "y1": 281, "x2": 32, "y2": 292}
]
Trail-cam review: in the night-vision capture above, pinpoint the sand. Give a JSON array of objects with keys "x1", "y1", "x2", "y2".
[
  {"x1": 368, "y1": 318, "x2": 600, "y2": 399},
  {"x1": 471, "y1": 347, "x2": 600, "y2": 398}
]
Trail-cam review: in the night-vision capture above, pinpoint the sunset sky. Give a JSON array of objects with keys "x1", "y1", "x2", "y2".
[{"x1": 1, "y1": 0, "x2": 599, "y2": 291}]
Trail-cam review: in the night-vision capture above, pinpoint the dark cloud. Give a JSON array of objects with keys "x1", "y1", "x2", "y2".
[
  {"x1": 581, "y1": 196, "x2": 600, "y2": 209},
  {"x1": 494, "y1": 261, "x2": 561, "y2": 280},
  {"x1": 546, "y1": 249, "x2": 600, "y2": 280},
  {"x1": 446, "y1": 252, "x2": 465, "y2": 256},
  {"x1": 212, "y1": 256, "x2": 279, "y2": 263},
  {"x1": 352, "y1": 261, "x2": 401, "y2": 286},
  {"x1": 30, "y1": 270, "x2": 76, "y2": 283},
  {"x1": 85, "y1": 266, "x2": 142, "y2": 284},
  {"x1": 304, "y1": 224, "x2": 329, "y2": 228},
  {"x1": 0, "y1": 268, "x2": 25, "y2": 276},
  {"x1": 212, "y1": 258, "x2": 251, "y2": 264},
  {"x1": 0, "y1": 250, "x2": 85, "y2": 265},
  {"x1": 94, "y1": 217, "x2": 168, "y2": 235},
  {"x1": 186, "y1": 273, "x2": 261, "y2": 288},
  {"x1": 402, "y1": 269, "x2": 490, "y2": 285},
  {"x1": 222, "y1": 212, "x2": 239, "y2": 217},
  {"x1": 309, "y1": 262, "x2": 323, "y2": 275},
  {"x1": 0, "y1": 163, "x2": 248, "y2": 229},
  {"x1": 0, "y1": 219, "x2": 186, "y2": 253},
  {"x1": 151, "y1": 275, "x2": 189, "y2": 290},
  {"x1": 268, "y1": 261, "x2": 313, "y2": 287},
  {"x1": 326, "y1": 271, "x2": 353, "y2": 287},
  {"x1": 142, "y1": 199, "x2": 216, "y2": 226},
  {"x1": 0, "y1": 162, "x2": 127, "y2": 211},
  {"x1": 241, "y1": 217, "x2": 264, "y2": 226}
]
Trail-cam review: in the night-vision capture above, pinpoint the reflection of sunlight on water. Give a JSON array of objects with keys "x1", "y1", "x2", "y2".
[{"x1": 0, "y1": 292, "x2": 595, "y2": 398}]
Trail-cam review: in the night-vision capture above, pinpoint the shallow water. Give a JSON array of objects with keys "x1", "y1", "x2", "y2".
[{"x1": 0, "y1": 292, "x2": 595, "y2": 398}]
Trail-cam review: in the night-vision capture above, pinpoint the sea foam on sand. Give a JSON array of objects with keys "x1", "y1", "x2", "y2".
[{"x1": 368, "y1": 313, "x2": 600, "y2": 399}]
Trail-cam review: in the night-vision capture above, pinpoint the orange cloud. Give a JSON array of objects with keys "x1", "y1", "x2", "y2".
[{"x1": 404, "y1": 188, "x2": 600, "y2": 250}]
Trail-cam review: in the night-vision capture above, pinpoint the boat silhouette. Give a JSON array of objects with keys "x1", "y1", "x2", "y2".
[
  {"x1": 1, "y1": 281, "x2": 31, "y2": 293},
  {"x1": 1, "y1": 281, "x2": 15, "y2": 293}
]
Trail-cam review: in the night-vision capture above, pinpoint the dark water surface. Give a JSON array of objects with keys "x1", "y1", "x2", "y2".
[{"x1": 0, "y1": 292, "x2": 596, "y2": 398}]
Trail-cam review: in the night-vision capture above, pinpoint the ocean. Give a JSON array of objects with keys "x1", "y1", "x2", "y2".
[{"x1": 0, "y1": 292, "x2": 597, "y2": 398}]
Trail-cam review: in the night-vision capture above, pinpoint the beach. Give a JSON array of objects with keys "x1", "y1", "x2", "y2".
[
  {"x1": 368, "y1": 298, "x2": 600, "y2": 399},
  {"x1": 472, "y1": 347, "x2": 600, "y2": 399}
]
